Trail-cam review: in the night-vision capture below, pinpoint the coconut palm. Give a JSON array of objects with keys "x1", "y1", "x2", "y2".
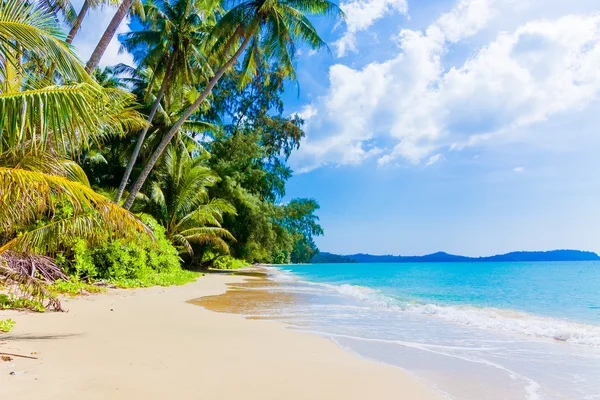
[
  {"x1": 41, "y1": 0, "x2": 77, "y2": 26},
  {"x1": 136, "y1": 143, "x2": 235, "y2": 257},
  {"x1": 122, "y1": 0, "x2": 344, "y2": 209},
  {"x1": 66, "y1": 0, "x2": 123, "y2": 44},
  {"x1": 85, "y1": 0, "x2": 145, "y2": 72},
  {"x1": 0, "y1": 0, "x2": 151, "y2": 304},
  {"x1": 113, "y1": 0, "x2": 219, "y2": 203}
]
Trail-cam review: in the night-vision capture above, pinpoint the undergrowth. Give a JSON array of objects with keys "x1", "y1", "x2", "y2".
[
  {"x1": 0, "y1": 294, "x2": 45, "y2": 312},
  {"x1": 110, "y1": 269, "x2": 202, "y2": 288}
]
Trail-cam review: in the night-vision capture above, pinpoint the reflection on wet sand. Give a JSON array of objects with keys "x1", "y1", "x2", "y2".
[{"x1": 189, "y1": 270, "x2": 298, "y2": 319}]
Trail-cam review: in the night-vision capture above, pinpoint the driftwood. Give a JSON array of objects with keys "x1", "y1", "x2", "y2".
[{"x1": 0, "y1": 352, "x2": 38, "y2": 360}]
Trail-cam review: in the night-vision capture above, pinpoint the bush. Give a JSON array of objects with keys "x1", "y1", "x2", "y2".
[
  {"x1": 61, "y1": 215, "x2": 181, "y2": 282},
  {"x1": 211, "y1": 255, "x2": 248, "y2": 269}
]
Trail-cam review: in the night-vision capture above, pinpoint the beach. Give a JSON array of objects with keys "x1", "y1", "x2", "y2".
[{"x1": 0, "y1": 272, "x2": 439, "y2": 400}]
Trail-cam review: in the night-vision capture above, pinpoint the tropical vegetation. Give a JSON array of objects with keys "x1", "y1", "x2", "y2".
[{"x1": 0, "y1": 0, "x2": 341, "y2": 309}]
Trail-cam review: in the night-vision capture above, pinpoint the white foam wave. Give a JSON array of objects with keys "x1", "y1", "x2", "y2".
[{"x1": 308, "y1": 282, "x2": 600, "y2": 347}]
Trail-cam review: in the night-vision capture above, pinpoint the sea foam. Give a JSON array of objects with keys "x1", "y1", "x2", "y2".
[{"x1": 267, "y1": 269, "x2": 600, "y2": 347}]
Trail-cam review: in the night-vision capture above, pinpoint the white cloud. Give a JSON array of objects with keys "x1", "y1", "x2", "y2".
[
  {"x1": 291, "y1": 0, "x2": 600, "y2": 173},
  {"x1": 426, "y1": 154, "x2": 443, "y2": 166},
  {"x1": 335, "y1": 0, "x2": 408, "y2": 56},
  {"x1": 514, "y1": 166, "x2": 525, "y2": 172},
  {"x1": 70, "y1": 0, "x2": 134, "y2": 68},
  {"x1": 296, "y1": 104, "x2": 318, "y2": 120},
  {"x1": 436, "y1": 0, "x2": 496, "y2": 42}
]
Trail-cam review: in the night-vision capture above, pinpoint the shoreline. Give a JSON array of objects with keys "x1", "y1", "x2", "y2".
[{"x1": 0, "y1": 273, "x2": 440, "y2": 399}]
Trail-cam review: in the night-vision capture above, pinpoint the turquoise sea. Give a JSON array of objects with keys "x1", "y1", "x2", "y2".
[{"x1": 258, "y1": 262, "x2": 600, "y2": 400}]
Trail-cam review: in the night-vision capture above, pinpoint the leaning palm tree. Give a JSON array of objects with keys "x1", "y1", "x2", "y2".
[
  {"x1": 113, "y1": 0, "x2": 219, "y2": 203},
  {"x1": 136, "y1": 143, "x2": 235, "y2": 257},
  {"x1": 66, "y1": 0, "x2": 123, "y2": 44},
  {"x1": 122, "y1": 0, "x2": 344, "y2": 209},
  {"x1": 85, "y1": 0, "x2": 145, "y2": 72}
]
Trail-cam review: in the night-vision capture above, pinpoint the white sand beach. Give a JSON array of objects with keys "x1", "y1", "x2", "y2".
[{"x1": 0, "y1": 273, "x2": 439, "y2": 400}]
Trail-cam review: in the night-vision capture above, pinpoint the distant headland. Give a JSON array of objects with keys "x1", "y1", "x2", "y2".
[{"x1": 311, "y1": 250, "x2": 600, "y2": 263}]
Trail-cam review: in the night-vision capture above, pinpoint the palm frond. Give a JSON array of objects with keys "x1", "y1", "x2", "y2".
[
  {"x1": 0, "y1": 0, "x2": 90, "y2": 83},
  {"x1": 0, "y1": 167, "x2": 152, "y2": 243}
]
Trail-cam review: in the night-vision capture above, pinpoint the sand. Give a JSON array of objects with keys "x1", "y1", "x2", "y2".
[{"x1": 0, "y1": 273, "x2": 439, "y2": 400}]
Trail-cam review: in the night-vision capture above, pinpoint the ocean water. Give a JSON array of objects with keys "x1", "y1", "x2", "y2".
[{"x1": 256, "y1": 262, "x2": 600, "y2": 400}]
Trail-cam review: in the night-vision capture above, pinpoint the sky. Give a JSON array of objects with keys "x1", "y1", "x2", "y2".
[{"x1": 72, "y1": 0, "x2": 600, "y2": 257}]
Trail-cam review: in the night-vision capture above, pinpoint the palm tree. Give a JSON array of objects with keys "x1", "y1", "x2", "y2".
[
  {"x1": 41, "y1": 0, "x2": 77, "y2": 26},
  {"x1": 136, "y1": 143, "x2": 235, "y2": 258},
  {"x1": 85, "y1": 0, "x2": 144, "y2": 72},
  {"x1": 113, "y1": 0, "x2": 218, "y2": 203},
  {"x1": 122, "y1": 0, "x2": 343, "y2": 209},
  {"x1": 66, "y1": 0, "x2": 121, "y2": 44},
  {"x1": 0, "y1": 0, "x2": 150, "y2": 304}
]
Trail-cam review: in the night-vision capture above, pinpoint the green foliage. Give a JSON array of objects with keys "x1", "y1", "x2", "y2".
[
  {"x1": 110, "y1": 269, "x2": 201, "y2": 288},
  {"x1": 0, "y1": 294, "x2": 45, "y2": 312},
  {"x1": 1, "y1": 0, "x2": 335, "y2": 307},
  {"x1": 49, "y1": 279, "x2": 106, "y2": 296},
  {"x1": 0, "y1": 318, "x2": 16, "y2": 333},
  {"x1": 62, "y1": 215, "x2": 181, "y2": 281},
  {"x1": 210, "y1": 255, "x2": 248, "y2": 270},
  {"x1": 134, "y1": 144, "x2": 236, "y2": 260},
  {"x1": 203, "y1": 67, "x2": 324, "y2": 264},
  {"x1": 69, "y1": 239, "x2": 98, "y2": 278}
]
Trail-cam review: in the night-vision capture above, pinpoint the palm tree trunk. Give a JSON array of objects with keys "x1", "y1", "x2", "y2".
[
  {"x1": 114, "y1": 51, "x2": 177, "y2": 204},
  {"x1": 85, "y1": 0, "x2": 135, "y2": 73},
  {"x1": 123, "y1": 35, "x2": 253, "y2": 210},
  {"x1": 66, "y1": 0, "x2": 91, "y2": 44}
]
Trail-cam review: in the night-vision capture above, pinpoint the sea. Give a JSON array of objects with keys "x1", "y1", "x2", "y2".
[{"x1": 252, "y1": 262, "x2": 600, "y2": 400}]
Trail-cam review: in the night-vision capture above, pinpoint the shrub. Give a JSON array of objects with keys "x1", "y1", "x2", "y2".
[
  {"x1": 61, "y1": 215, "x2": 181, "y2": 282},
  {"x1": 211, "y1": 255, "x2": 248, "y2": 269}
]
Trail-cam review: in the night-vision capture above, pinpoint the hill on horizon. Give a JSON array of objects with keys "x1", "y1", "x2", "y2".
[{"x1": 311, "y1": 250, "x2": 600, "y2": 263}]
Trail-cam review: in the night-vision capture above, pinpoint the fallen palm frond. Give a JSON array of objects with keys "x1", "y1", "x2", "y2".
[
  {"x1": 0, "y1": 257, "x2": 63, "y2": 311},
  {"x1": 0, "y1": 251, "x2": 67, "y2": 282}
]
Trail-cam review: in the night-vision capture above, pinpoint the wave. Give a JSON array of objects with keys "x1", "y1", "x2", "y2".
[{"x1": 268, "y1": 270, "x2": 600, "y2": 347}]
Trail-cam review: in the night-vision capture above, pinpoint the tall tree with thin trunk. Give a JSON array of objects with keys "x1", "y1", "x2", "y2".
[
  {"x1": 114, "y1": 0, "x2": 218, "y2": 203},
  {"x1": 85, "y1": 0, "x2": 143, "y2": 73},
  {"x1": 122, "y1": 0, "x2": 343, "y2": 209},
  {"x1": 66, "y1": 0, "x2": 90, "y2": 43}
]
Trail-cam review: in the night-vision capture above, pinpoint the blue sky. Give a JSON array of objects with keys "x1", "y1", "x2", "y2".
[{"x1": 72, "y1": 0, "x2": 600, "y2": 256}]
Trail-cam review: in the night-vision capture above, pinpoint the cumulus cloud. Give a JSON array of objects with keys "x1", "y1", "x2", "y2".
[
  {"x1": 335, "y1": 0, "x2": 408, "y2": 57},
  {"x1": 514, "y1": 166, "x2": 525, "y2": 172},
  {"x1": 291, "y1": 0, "x2": 600, "y2": 173},
  {"x1": 296, "y1": 104, "x2": 319, "y2": 120}
]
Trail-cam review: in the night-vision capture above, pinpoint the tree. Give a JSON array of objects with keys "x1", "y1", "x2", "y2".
[
  {"x1": 122, "y1": 0, "x2": 343, "y2": 209},
  {"x1": 85, "y1": 0, "x2": 144, "y2": 72},
  {"x1": 135, "y1": 143, "x2": 235, "y2": 261},
  {"x1": 282, "y1": 199, "x2": 323, "y2": 263},
  {"x1": 66, "y1": 0, "x2": 121, "y2": 44},
  {"x1": 0, "y1": 0, "x2": 150, "y2": 303},
  {"x1": 114, "y1": 0, "x2": 218, "y2": 203}
]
